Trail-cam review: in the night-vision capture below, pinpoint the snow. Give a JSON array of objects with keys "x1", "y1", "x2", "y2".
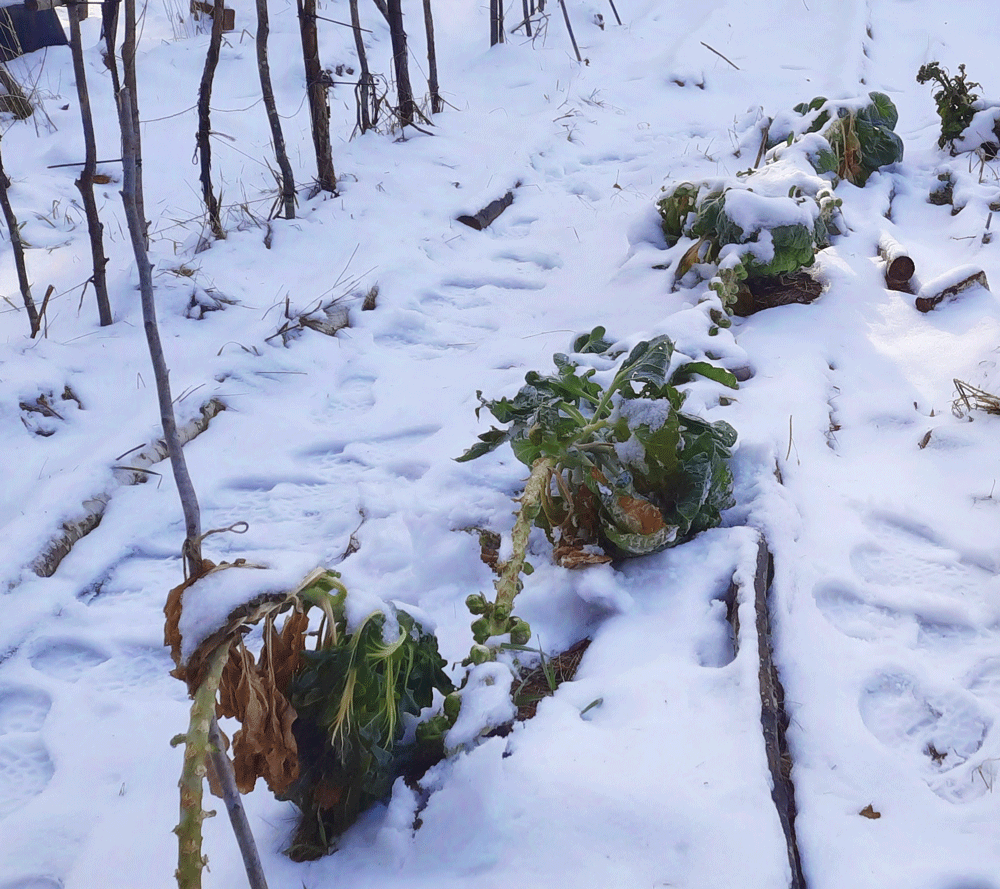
[
  {"x1": 955, "y1": 105, "x2": 1000, "y2": 154},
  {"x1": 1, "y1": 1, "x2": 1000, "y2": 888},
  {"x1": 175, "y1": 553, "x2": 319, "y2": 662},
  {"x1": 615, "y1": 394, "x2": 672, "y2": 432},
  {"x1": 722, "y1": 187, "x2": 819, "y2": 235}
]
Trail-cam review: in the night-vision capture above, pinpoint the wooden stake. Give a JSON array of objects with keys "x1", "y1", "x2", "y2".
[
  {"x1": 0, "y1": 142, "x2": 40, "y2": 336},
  {"x1": 196, "y1": 0, "x2": 226, "y2": 239},
  {"x1": 208, "y1": 716, "x2": 270, "y2": 889},
  {"x1": 297, "y1": 0, "x2": 336, "y2": 191},
  {"x1": 422, "y1": 0, "x2": 441, "y2": 114},
  {"x1": 100, "y1": 0, "x2": 122, "y2": 95},
  {"x1": 255, "y1": 0, "x2": 296, "y2": 218},
  {"x1": 118, "y1": 87, "x2": 204, "y2": 579},
  {"x1": 69, "y1": 3, "x2": 113, "y2": 325},
  {"x1": 121, "y1": 0, "x2": 146, "y2": 246},
  {"x1": 490, "y1": 0, "x2": 504, "y2": 45},
  {"x1": 349, "y1": 0, "x2": 373, "y2": 132},
  {"x1": 387, "y1": 0, "x2": 416, "y2": 127},
  {"x1": 557, "y1": 0, "x2": 581, "y2": 62}
]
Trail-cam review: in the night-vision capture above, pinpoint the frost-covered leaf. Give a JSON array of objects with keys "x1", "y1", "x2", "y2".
[
  {"x1": 670, "y1": 361, "x2": 740, "y2": 390},
  {"x1": 459, "y1": 333, "x2": 738, "y2": 560}
]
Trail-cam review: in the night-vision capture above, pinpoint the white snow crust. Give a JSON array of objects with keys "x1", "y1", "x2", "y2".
[{"x1": 1, "y1": 2, "x2": 1000, "y2": 888}]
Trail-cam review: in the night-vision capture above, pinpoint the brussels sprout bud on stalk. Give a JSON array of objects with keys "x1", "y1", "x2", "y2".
[
  {"x1": 469, "y1": 644, "x2": 492, "y2": 666},
  {"x1": 444, "y1": 692, "x2": 462, "y2": 720},
  {"x1": 509, "y1": 619, "x2": 532, "y2": 647},
  {"x1": 466, "y1": 593, "x2": 489, "y2": 615}
]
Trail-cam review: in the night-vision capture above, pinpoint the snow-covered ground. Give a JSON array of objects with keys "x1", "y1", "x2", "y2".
[{"x1": 2, "y1": 1, "x2": 1000, "y2": 887}]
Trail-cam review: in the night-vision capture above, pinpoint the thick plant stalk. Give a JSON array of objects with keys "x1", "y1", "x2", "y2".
[
  {"x1": 0, "y1": 142, "x2": 40, "y2": 336},
  {"x1": 197, "y1": 0, "x2": 226, "y2": 239},
  {"x1": 254, "y1": 0, "x2": 295, "y2": 217},
  {"x1": 118, "y1": 87, "x2": 204, "y2": 579},
  {"x1": 386, "y1": 0, "x2": 415, "y2": 127},
  {"x1": 175, "y1": 645, "x2": 229, "y2": 889},
  {"x1": 69, "y1": 3, "x2": 113, "y2": 326},
  {"x1": 421, "y1": 0, "x2": 441, "y2": 114},
  {"x1": 348, "y1": 0, "x2": 372, "y2": 133},
  {"x1": 470, "y1": 456, "x2": 554, "y2": 651},
  {"x1": 297, "y1": 0, "x2": 336, "y2": 192},
  {"x1": 495, "y1": 457, "x2": 553, "y2": 612}
]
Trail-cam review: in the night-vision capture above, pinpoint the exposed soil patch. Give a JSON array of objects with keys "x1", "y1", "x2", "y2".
[
  {"x1": 513, "y1": 637, "x2": 592, "y2": 720},
  {"x1": 734, "y1": 272, "x2": 824, "y2": 316}
]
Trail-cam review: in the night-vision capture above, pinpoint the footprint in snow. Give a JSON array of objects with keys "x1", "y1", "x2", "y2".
[
  {"x1": 851, "y1": 513, "x2": 995, "y2": 599},
  {"x1": 0, "y1": 686, "x2": 55, "y2": 821},
  {"x1": 813, "y1": 512, "x2": 995, "y2": 647},
  {"x1": 812, "y1": 582, "x2": 916, "y2": 644},
  {"x1": 440, "y1": 273, "x2": 546, "y2": 292},
  {"x1": 0, "y1": 877, "x2": 64, "y2": 889},
  {"x1": 859, "y1": 672, "x2": 992, "y2": 803},
  {"x1": 964, "y1": 658, "x2": 1000, "y2": 711},
  {"x1": 27, "y1": 640, "x2": 109, "y2": 682},
  {"x1": 0, "y1": 688, "x2": 51, "y2": 735},
  {"x1": 492, "y1": 249, "x2": 563, "y2": 271}
]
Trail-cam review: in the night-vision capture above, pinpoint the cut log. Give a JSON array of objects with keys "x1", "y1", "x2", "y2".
[
  {"x1": 915, "y1": 267, "x2": 990, "y2": 313},
  {"x1": 30, "y1": 398, "x2": 226, "y2": 577},
  {"x1": 877, "y1": 232, "x2": 915, "y2": 292},
  {"x1": 457, "y1": 191, "x2": 514, "y2": 230}
]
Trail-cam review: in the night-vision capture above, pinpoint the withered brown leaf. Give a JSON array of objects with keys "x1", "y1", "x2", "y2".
[
  {"x1": 553, "y1": 542, "x2": 613, "y2": 569},
  {"x1": 214, "y1": 610, "x2": 310, "y2": 796},
  {"x1": 163, "y1": 559, "x2": 216, "y2": 683},
  {"x1": 616, "y1": 494, "x2": 666, "y2": 535}
]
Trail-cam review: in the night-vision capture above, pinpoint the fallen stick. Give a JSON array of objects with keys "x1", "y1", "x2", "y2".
[
  {"x1": 750, "y1": 537, "x2": 807, "y2": 889},
  {"x1": 457, "y1": 190, "x2": 514, "y2": 230},
  {"x1": 29, "y1": 398, "x2": 226, "y2": 577},
  {"x1": 914, "y1": 266, "x2": 990, "y2": 313},
  {"x1": 700, "y1": 41, "x2": 739, "y2": 71}
]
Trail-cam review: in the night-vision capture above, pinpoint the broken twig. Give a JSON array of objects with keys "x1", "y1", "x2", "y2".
[{"x1": 701, "y1": 41, "x2": 739, "y2": 70}]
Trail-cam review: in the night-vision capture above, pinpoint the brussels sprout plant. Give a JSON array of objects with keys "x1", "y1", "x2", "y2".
[
  {"x1": 456, "y1": 328, "x2": 738, "y2": 661},
  {"x1": 655, "y1": 92, "x2": 903, "y2": 317},
  {"x1": 917, "y1": 62, "x2": 982, "y2": 151},
  {"x1": 786, "y1": 91, "x2": 904, "y2": 186},
  {"x1": 170, "y1": 568, "x2": 454, "y2": 865}
]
